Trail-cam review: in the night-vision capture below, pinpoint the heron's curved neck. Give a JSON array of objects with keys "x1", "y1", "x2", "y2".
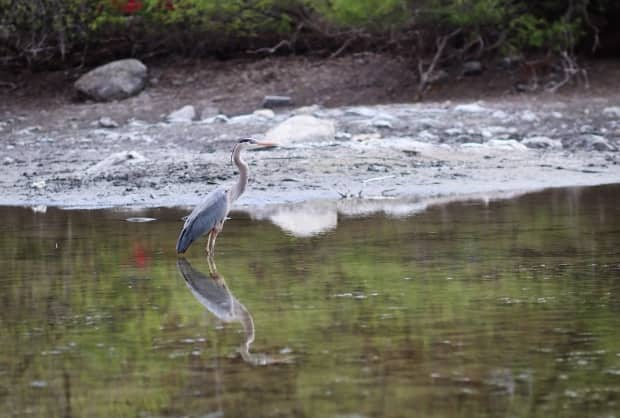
[{"x1": 229, "y1": 145, "x2": 249, "y2": 203}]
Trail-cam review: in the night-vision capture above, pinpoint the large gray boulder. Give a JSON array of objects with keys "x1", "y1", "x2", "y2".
[{"x1": 74, "y1": 59, "x2": 148, "y2": 102}]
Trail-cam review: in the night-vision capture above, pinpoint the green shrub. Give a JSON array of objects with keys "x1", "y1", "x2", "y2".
[{"x1": 0, "y1": 0, "x2": 611, "y2": 69}]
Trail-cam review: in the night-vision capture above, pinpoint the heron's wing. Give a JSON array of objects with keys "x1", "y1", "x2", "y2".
[
  {"x1": 176, "y1": 188, "x2": 228, "y2": 253},
  {"x1": 176, "y1": 258, "x2": 236, "y2": 321}
]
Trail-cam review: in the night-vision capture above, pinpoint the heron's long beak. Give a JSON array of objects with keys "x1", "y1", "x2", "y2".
[{"x1": 252, "y1": 140, "x2": 277, "y2": 148}]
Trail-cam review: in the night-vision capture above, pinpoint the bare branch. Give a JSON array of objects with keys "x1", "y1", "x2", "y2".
[
  {"x1": 415, "y1": 28, "x2": 461, "y2": 100},
  {"x1": 246, "y1": 40, "x2": 292, "y2": 55},
  {"x1": 546, "y1": 50, "x2": 589, "y2": 93}
]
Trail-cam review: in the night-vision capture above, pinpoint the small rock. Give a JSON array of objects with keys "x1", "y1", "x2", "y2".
[
  {"x1": 481, "y1": 126, "x2": 516, "y2": 139},
  {"x1": 444, "y1": 128, "x2": 463, "y2": 136},
  {"x1": 74, "y1": 59, "x2": 148, "y2": 102},
  {"x1": 576, "y1": 135, "x2": 617, "y2": 152},
  {"x1": 202, "y1": 114, "x2": 229, "y2": 124},
  {"x1": 371, "y1": 119, "x2": 393, "y2": 129},
  {"x1": 31, "y1": 180, "x2": 46, "y2": 190},
  {"x1": 228, "y1": 110, "x2": 274, "y2": 124},
  {"x1": 344, "y1": 107, "x2": 395, "y2": 120},
  {"x1": 603, "y1": 107, "x2": 620, "y2": 118},
  {"x1": 486, "y1": 139, "x2": 528, "y2": 151},
  {"x1": 462, "y1": 61, "x2": 483, "y2": 76},
  {"x1": 84, "y1": 150, "x2": 147, "y2": 179},
  {"x1": 417, "y1": 130, "x2": 438, "y2": 141},
  {"x1": 522, "y1": 136, "x2": 563, "y2": 149},
  {"x1": 264, "y1": 115, "x2": 336, "y2": 146},
  {"x1": 498, "y1": 55, "x2": 522, "y2": 70},
  {"x1": 454, "y1": 103, "x2": 488, "y2": 113},
  {"x1": 98, "y1": 117, "x2": 119, "y2": 128},
  {"x1": 262, "y1": 95, "x2": 293, "y2": 108},
  {"x1": 520, "y1": 110, "x2": 538, "y2": 122},
  {"x1": 227, "y1": 114, "x2": 259, "y2": 124},
  {"x1": 3, "y1": 156, "x2": 15, "y2": 165},
  {"x1": 491, "y1": 110, "x2": 509, "y2": 119},
  {"x1": 166, "y1": 105, "x2": 196, "y2": 123},
  {"x1": 253, "y1": 108, "x2": 275, "y2": 119}
]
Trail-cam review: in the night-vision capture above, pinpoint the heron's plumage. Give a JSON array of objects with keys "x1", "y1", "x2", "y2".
[
  {"x1": 175, "y1": 138, "x2": 268, "y2": 254},
  {"x1": 176, "y1": 187, "x2": 229, "y2": 254}
]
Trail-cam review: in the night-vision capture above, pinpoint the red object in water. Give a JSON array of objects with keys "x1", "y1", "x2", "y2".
[
  {"x1": 132, "y1": 242, "x2": 151, "y2": 269},
  {"x1": 122, "y1": 0, "x2": 143, "y2": 14}
]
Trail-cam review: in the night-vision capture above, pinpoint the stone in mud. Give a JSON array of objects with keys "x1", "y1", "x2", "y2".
[
  {"x1": 462, "y1": 61, "x2": 483, "y2": 76},
  {"x1": 262, "y1": 95, "x2": 293, "y2": 108},
  {"x1": 264, "y1": 115, "x2": 336, "y2": 146},
  {"x1": 253, "y1": 109, "x2": 275, "y2": 119},
  {"x1": 84, "y1": 150, "x2": 147, "y2": 180},
  {"x1": 576, "y1": 135, "x2": 617, "y2": 152},
  {"x1": 74, "y1": 59, "x2": 147, "y2": 102},
  {"x1": 603, "y1": 107, "x2": 620, "y2": 118},
  {"x1": 520, "y1": 110, "x2": 538, "y2": 122},
  {"x1": 98, "y1": 117, "x2": 119, "y2": 128},
  {"x1": 454, "y1": 103, "x2": 488, "y2": 113},
  {"x1": 522, "y1": 136, "x2": 563, "y2": 149},
  {"x1": 227, "y1": 109, "x2": 274, "y2": 124},
  {"x1": 486, "y1": 139, "x2": 528, "y2": 151},
  {"x1": 166, "y1": 105, "x2": 196, "y2": 123},
  {"x1": 371, "y1": 119, "x2": 393, "y2": 129}
]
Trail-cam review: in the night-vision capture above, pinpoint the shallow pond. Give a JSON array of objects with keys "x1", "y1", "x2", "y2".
[{"x1": 1, "y1": 185, "x2": 619, "y2": 418}]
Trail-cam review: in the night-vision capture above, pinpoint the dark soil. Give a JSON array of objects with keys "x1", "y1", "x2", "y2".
[{"x1": 2, "y1": 53, "x2": 619, "y2": 128}]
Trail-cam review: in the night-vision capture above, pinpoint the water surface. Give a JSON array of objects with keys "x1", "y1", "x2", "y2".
[{"x1": 1, "y1": 185, "x2": 619, "y2": 417}]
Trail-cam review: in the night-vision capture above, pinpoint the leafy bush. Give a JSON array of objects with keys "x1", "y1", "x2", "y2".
[{"x1": 0, "y1": 0, "x2": 612, "y2": 69}]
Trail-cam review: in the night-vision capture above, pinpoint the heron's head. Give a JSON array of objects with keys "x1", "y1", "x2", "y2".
[{"x1": 231, "y1": 138, "x2": 276, "y2": 163}]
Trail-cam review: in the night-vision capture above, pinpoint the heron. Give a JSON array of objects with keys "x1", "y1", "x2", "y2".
[{"x1": 176, "y1": 138, "x2": 273, "y2": 255}]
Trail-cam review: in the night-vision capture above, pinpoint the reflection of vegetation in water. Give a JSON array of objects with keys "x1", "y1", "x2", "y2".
[{"x1": 0, "y1": 185, "x2": 619, "y2": 417}]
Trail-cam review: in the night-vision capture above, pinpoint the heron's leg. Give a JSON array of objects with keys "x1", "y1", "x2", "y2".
[
  {"x1": 209, "y1": 229, "x2": 220, "y2": 256},
  {"x1": 205, "y1": 229, "x2": 214, "y2": 255}
]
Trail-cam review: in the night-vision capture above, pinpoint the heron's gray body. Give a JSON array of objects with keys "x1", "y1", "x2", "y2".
[
  {"x1": 176, "y1": 187, "x2": 229, "y2": 254},
  {"x1": 175, "y1": 138, "x2": 270, "y2": 255}
]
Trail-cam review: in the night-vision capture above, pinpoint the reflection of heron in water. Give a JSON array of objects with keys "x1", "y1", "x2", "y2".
[{"x1": 177, "y1": 257, "x2": 292, "y2": 366}]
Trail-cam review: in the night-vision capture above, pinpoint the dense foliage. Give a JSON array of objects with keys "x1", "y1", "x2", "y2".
[{"x1": 0, "y1": 0, "x2": 616, "y2": 68}]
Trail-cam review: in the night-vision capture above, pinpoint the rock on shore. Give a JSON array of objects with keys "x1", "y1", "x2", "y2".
[{"x1": 74, "y1": 59, "x2": 148, "y2": 102}]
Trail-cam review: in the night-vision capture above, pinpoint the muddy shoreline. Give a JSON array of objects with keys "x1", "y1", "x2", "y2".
[{"x1": 1, "y1": 57, "x2": 619, "y2": 215}]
